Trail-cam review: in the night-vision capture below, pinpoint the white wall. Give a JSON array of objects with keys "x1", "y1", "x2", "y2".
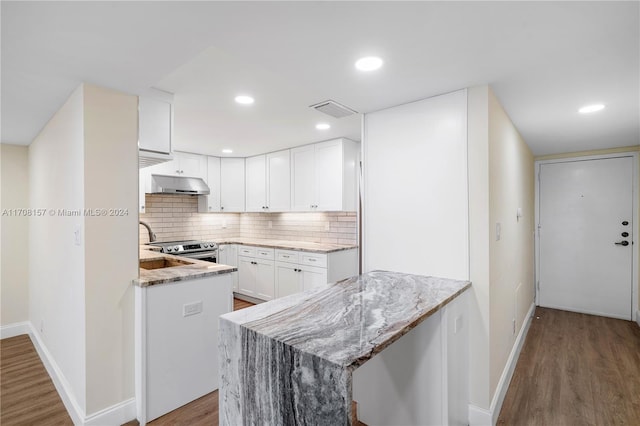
[
  {"x1": 467, "y1": 86, "x2": 492, "y2": 410},
  {"x1": 29, "y1": 86, "x2": 87, "y2": 411},
  {"x1": 27, "y1": 84, "x2": 138, "y2": 418},
  {"x1": 83, "y1": 84, "x2": 138, "y2": 414},
  {"x1": 1, "y1": 144, "x2": 30, "y2": 326},
  {"x1": 362, "y1": 90, "x2": 469, "y2": 279}
]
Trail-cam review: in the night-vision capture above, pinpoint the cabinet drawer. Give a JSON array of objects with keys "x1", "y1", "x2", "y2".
[
  {"x1": 255, "y1": 248, "x2": 275, "y2": 260},
  {"x1": 238, "y1": 246, "x2": 256, "y2": 257},
  {"x1": 276, "y1": 250, "x2": 299, "y2": 264},
  {"x1": 300, "y1": 253, "x2": 327, "y2": 268}
]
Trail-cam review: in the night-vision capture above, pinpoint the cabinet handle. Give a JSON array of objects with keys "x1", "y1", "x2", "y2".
[
  {"x1": 309, "y1": 258, "x2": 316, "y2": 262},
  {"x1": 221, "y1": 206, "x2": 224, "y2": 210},
  {"x1": 141, "y1": 206, "x2": 145, "y2": 210},
  {"x1": 283, "y1": 255, "x2": 289, "y2": 258}
]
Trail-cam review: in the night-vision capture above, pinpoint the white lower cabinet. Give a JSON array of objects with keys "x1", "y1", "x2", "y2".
[
  {"x1": 275, "y1": 261, "x2": 327, "y2": 298},
  {"x1": 236, "y1": 245, "x2": 357, "y2": 302},
  {"x1": 237, "y1": 247, "x2": 275, "y2": 301}
]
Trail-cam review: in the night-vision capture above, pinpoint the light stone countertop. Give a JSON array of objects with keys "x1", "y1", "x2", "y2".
[
  {"x1": 212, "y1": 237, "x2": 358, "y2": 253},
  {"x1": 222, "y1": 270, "x2": 470, "y2": 368},
  {"x1": 135, "y1": 249, "x2": 236, "y2": 287},
  {"x1": 219, "y1": 270, "x2": 471, "y2": 424}
]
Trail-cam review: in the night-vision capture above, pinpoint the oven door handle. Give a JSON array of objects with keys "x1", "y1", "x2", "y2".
[{"x1": 178, "y1": 251, "x2": 218, "y2": 260}]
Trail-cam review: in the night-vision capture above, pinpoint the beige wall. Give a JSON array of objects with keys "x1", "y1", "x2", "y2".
[
  {"x1": 488, "y1": 89, "x2": 535, "y2": 396},
  {"x1": 467, "y1": 85, "x2": 536, "y2": 413},
  {"x1": 29, "y1": 86, "x2": 87, "y2": 410},
  {"x1": 140, "y1": 194, "x2": 357, "y2": 245},
  {"x1": 83, "y1": 84, "x2": 138, "y2": 414},
  {"x1": 1, "y1": 144, "x2": 30, "y2": 326}
]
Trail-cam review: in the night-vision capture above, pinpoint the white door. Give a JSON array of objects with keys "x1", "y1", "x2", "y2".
[
  {"x1": 237, "y1": 257, "x2": 256, "y2": 296},
  {"x1": 220, "y1": 158, "x2": 245, "y2": 212},
  {"x1": 315, "y1": 140, "x2": 343, "y2": 211},
  {"x1": 290, "y1": 145, "x2": 315, "y2": 211},
  {"x1": 538, "y1": 156, "x2": 634, "y2": 320},
  {"x1": 275, "y1": 262, "x2": 300, "y2": 298},
  {"x1": 267, "y1": 150, "x2": 291, "y2": 211},
  {"x1": 245, "y1": 155, "x2": 266, "y2": 212}
]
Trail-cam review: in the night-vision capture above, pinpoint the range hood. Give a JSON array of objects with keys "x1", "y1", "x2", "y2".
[
  {"x1": 139, "y1": 150, "x2": 173, "y2": 169},
  {"x1": 151, "y1": 174, "x2": 210, "y2": 195}
]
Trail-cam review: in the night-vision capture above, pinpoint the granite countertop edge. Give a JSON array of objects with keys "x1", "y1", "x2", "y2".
[
  {"x1": 213, "y1": 238, "x2": 358, "y2": 253},
  {"x1": 136, "y1": 249, "x2": 236, "y2": 287}
]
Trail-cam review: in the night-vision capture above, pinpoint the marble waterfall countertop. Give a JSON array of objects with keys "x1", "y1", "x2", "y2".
[
  {"x1": 219, "y1": 270, "x2": 471, "y2": 425},
  {"x1": 135, "y1": 249, "x2": 236, "y2": 287},
  {"x1": 213, "y1": 237, "x2": 357, "y2": 253}
]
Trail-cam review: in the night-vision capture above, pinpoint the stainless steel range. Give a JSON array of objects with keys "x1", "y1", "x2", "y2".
[{"x1": 147, "y1": 240, "x2": 218, "y2": 263}]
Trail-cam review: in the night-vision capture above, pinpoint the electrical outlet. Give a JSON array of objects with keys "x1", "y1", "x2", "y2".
[
  {"x1": 325, "y1": 222, "x2": 330, "y2": 231},
  {"x1": 183, "y1": 301, "x2": 203, "y2": 317},
  {"x1": 222, "y1": 220, "x2": 227, "y2": 229},
  {"x1": 496, "y1": 222, "x2": 501, "y2": 241}
]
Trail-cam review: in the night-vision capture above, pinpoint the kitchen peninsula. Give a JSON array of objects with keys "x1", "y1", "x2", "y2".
[
  {"x1": 135, "y1": 249, "x2": 236, "y2": 424},
  {"x1": 219, "y1": 270, "x2": 471, "y2": 425}
]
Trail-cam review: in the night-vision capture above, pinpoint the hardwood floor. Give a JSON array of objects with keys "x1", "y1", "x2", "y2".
[
  {"x1": 0, "y1": 335, "x2": 72, "y2": 425},
  {"x1": 233, "y1": 297, "x2": 255, "y2": 311},
  {"x1": 498, "y1": 307, "x2": 640, "y2": 425}
]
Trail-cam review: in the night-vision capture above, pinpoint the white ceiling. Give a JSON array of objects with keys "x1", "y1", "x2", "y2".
[{"x1": 2, "y1": 1, "x2": 638, "y2": 156}]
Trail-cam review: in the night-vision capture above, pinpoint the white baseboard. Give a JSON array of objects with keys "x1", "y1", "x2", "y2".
[
  {"x1": 468, "y1": 302, "x2": 535, "y2": 426},
  {"x1": 0, "y1": 321, "x2": 31, "y2": 339},
  {"x1": 468, "y1": 404, "x2": 492, "y2": 426},
  {"x1": 85, "y1": 397, "x2": 137, "y2": 426},
  {"x1": 7, "y1": 322, "x2": 137, "y2": 425}
]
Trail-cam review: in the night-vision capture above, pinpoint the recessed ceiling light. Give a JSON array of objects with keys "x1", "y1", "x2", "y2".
[
  {"x1": 355, "y1": 56, "x2": 383, "y2": 72},
  {"x1": 235, "y1": 95, "x2": 254, "y2": 105},
  {"x1": 578, "y1": 104, "x2": 605, "y2": 114},
  {"x1": 316, "y1": 123, "x2": 331, "y2": 130},
  {"x1": 222, "y1": 149, "x2": 233, "y2": 154}
]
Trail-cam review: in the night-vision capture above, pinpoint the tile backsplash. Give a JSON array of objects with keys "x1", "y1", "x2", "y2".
[{"x1": 139, "y1": 194, "x2": 357, "y2": 245}]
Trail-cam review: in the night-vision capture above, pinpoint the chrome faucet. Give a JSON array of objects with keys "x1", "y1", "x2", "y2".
[{"x1": 139, "y1": 221, "x2": 157, "y2": 242}]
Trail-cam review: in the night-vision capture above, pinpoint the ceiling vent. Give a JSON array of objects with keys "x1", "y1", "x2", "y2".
[{"x1": 310, "y1": 100, "x2": 358, "y2": 118}]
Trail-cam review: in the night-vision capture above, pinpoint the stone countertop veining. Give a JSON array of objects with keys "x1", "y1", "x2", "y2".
[
  {"x1": 213, "y1": 238, "x2": 357, "y2": 253},
  {"x1": 219, "y1": 271, "x2": 471, "y2": 425},
  {"x1": 135, "y1": 249, "x2": 236, "y2": 287},
  {"x1": 221, "y1": 270, "x2": 470, "y2": 368}
]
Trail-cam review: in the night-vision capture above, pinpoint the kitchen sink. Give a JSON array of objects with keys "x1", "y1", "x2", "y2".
[{"x1": 140, "y1": 258, "x2": 195, "y2": 270}]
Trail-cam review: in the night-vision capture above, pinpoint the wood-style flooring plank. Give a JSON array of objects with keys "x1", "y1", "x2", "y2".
[
  {"x1": 233, "y1": 297, "x2": 255, "y2": 311},
  {"x1": 498, "y1": 307, "x2": 640, "y2": 426},
  {"x1": 0, "y1": 334, "x2": 73, "y2": 426}
]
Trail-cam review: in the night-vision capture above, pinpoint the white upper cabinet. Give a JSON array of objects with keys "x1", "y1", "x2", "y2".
[
  {"x1": 246, "y1": 150, "x2": 291, "y2": 212},
  {"x1": 220, "y1": 158, "x2": 245, "y2": 212},
  {"x1": 146, "y1": 151, "x2": 206, "y2": 179},
  {"x1": 198, "y1": 156, "x2": 221, "y2": 213},
  {"x1": 245, "y1": 154, "x2": 267, "y2": 212},
  {"x1": 138, "y1": 96, "x2": 171, "y2": 154},
  {"x1": 267, "y1": 150, "x2": 291, "y2": 211},
  {"x1": 291, "y1": 138, "x2": 359, "y2": 212}
]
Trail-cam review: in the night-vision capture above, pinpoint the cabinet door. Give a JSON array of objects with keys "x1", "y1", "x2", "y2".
[
  {"x1": 237, "y1": 257, "x2": 256, "y2": 296},
  {"x1": 290, "y1": 145, "x2": 316, "y2": 211},
  {"x1": 138, "y1": 97, "x2": 171, "y2": 154},
  {"x1": 227, "y1": 245, "x2": 239, "y2": 291},
  {"x1": 301, "y1": 265, "x2": 328, "y2": 292},
  {"x1": 275, "y1": 262, "x2": 301, "y2": 298},
  {"x1": 255, "y1": 259, "x2": 275, "y2": 301},
  {"x1": 267, "y1": 150, "x2": 291, "y2": 211},
  {"x1": 220, "y1": 158, "x2": 245, "y2": 212},
  {"x1": 175, "y1": 152, "x2": 206, "y2": 179},
  {"x1": 199, "y1": 156, "x2": 221, "y2": 212},
  {"x1": 139, "y1": 167, "x2": 150, "y2": 213},
  {"x1": 245, "y1": 155, "x2": 267, "y2": 212},
  {"x1": 314, "y1": 140, "x2": 343, "y2": 211}
]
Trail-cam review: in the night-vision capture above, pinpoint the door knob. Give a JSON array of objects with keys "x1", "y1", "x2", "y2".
[
  {"x1": 615, "y1": 241, "x2": 629, "y2": 246},
  {"x1": 622, "y1": 232, "x2": 629, "y2": 237}
]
